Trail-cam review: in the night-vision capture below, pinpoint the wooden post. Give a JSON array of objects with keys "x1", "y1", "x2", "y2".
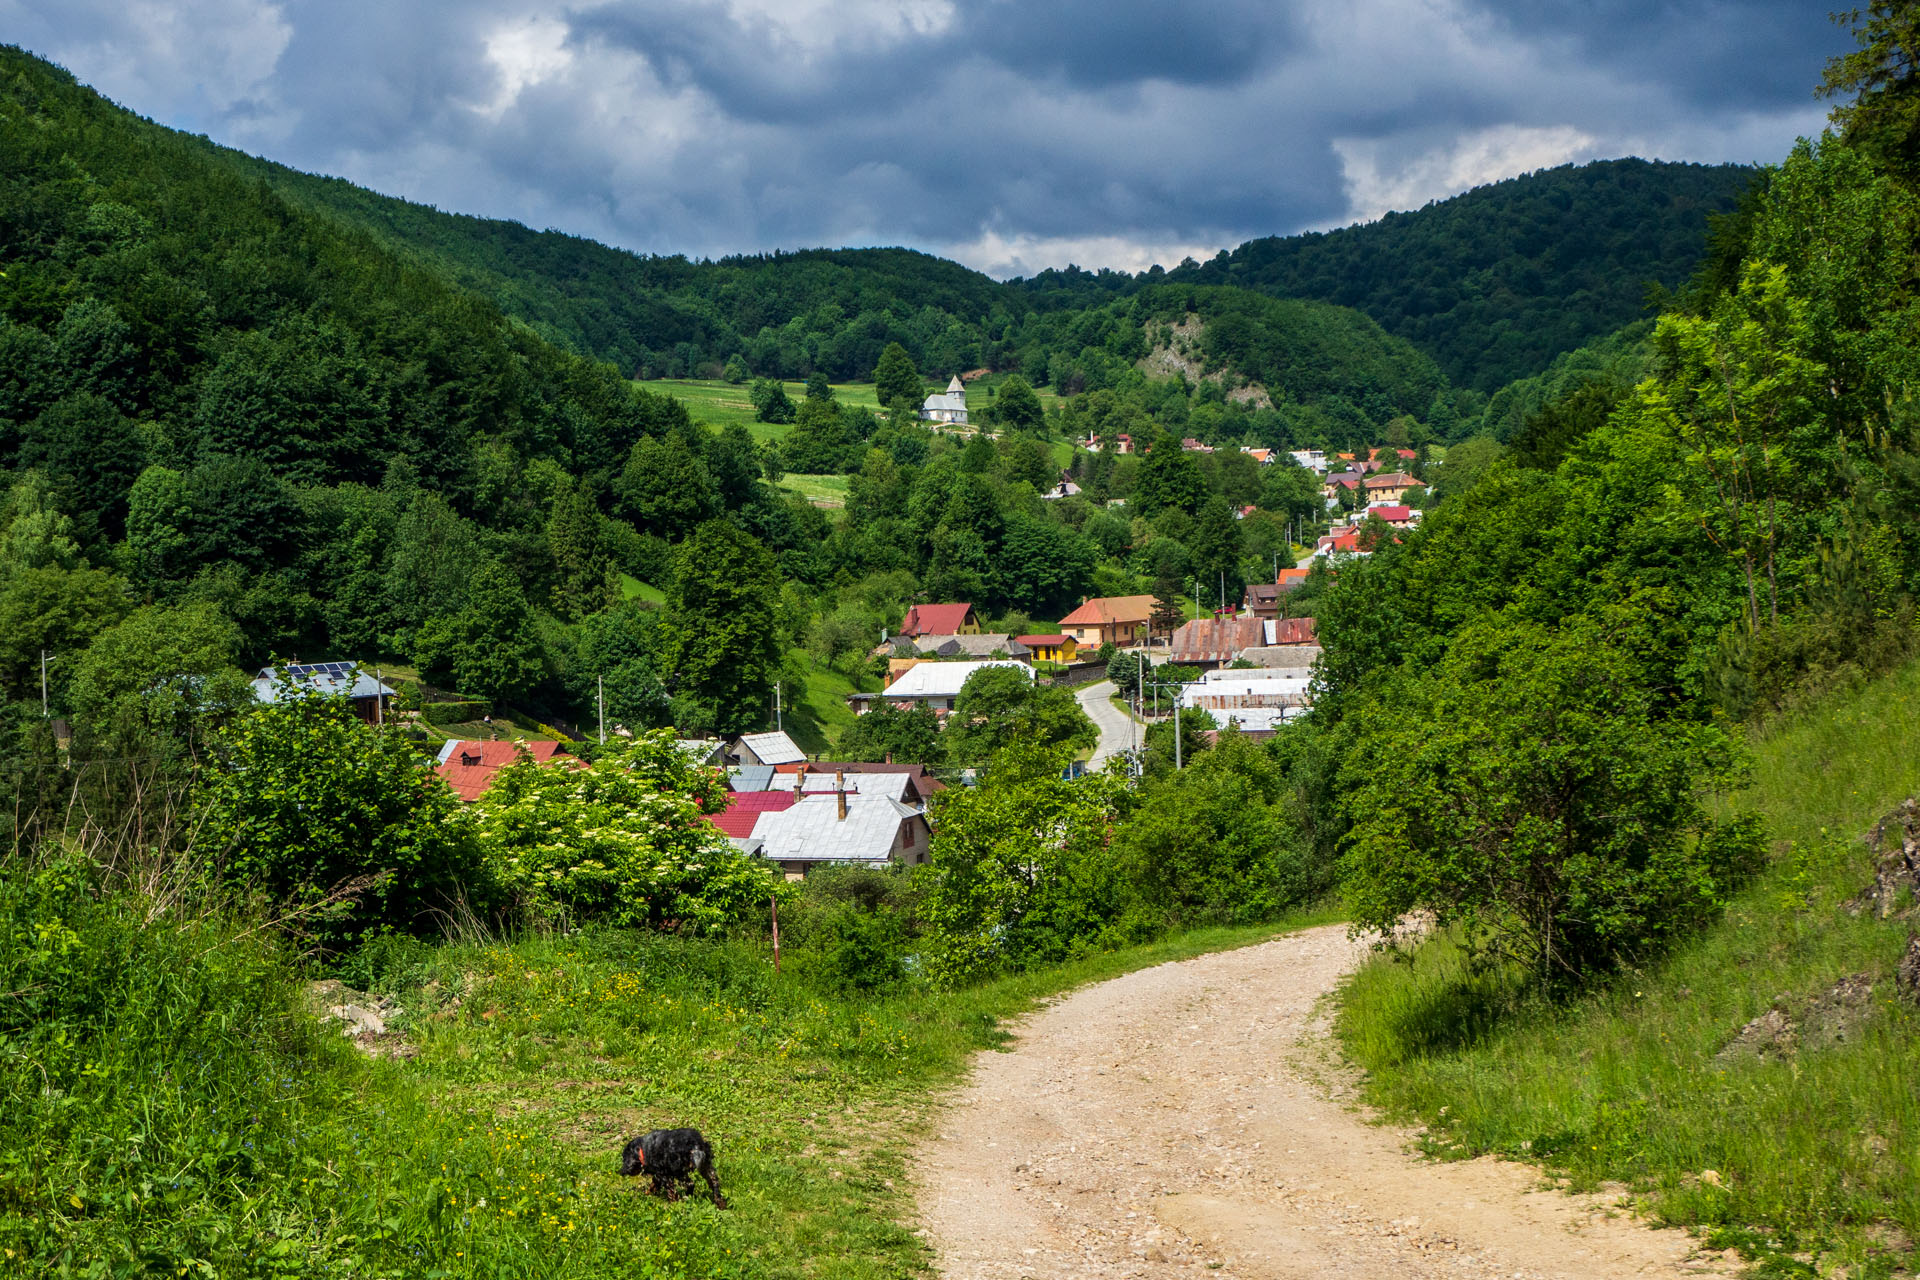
[{"x1": 770, "y1": 894, "x2": 781, "y2": 973}]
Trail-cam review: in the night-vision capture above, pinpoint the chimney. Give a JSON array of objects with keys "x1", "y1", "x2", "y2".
[
  {"x1": 793, "y1": 769, "x2": 805, "y2": 795},
  {"x1": 835, "y1": 770, "x2": 848, "y2": 821}
]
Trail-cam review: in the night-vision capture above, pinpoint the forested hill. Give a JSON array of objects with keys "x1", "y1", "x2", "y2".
[
  {"x1": 1036, "y1": 158, "x2": 1753, "y2": 392},
  {"x1": 203, "y1": 82, "x2": 1741, "y2": 391}
]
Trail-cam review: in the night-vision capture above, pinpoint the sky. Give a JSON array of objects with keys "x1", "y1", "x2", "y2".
[{"x1": 2, "y1": 0, "x2": 1851, "y2": 278}]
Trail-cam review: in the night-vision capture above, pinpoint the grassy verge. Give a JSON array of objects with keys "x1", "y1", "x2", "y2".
[
  {"x1": 0, "y1": 853, "x2": 1335, "y2": 1278},
  {"x1": 618, "y1": 573, "x2": 667, "y2": 606},
  {"x1": 1336, "y1": 657, "x2": 1920, "y2": 1276}
]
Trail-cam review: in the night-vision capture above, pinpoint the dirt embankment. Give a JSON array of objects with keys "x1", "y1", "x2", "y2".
[{"x1": 914, "y1": 925, "x2": 1735, "y2": 1280}]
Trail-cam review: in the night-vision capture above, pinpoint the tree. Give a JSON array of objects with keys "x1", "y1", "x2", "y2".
[
  {"x1": 1132, "y1": 432, "x2": 1207, "y2": 516},
  {"x1": 0, "y1": 566, "x2": 130, "y2": 701},
  {"x1": 546, "y1": 481, "x2": 607, "y2": 620},
  {"x1": 663, "y1": 520, "x2": 781, "y2": 736},
  {"x1": 923, "y1": 742, "x2": 1134, "y2": 982},
  {"x1": 473, "y1": 731, "x2": 778, "y2": 932},
  {"x1": 993, "y1": 375, "x2": 1044, "y2": 433},
  {"x1": 805, "y1": 370, "x2": 834, "y2": 402},
  {"x1": 413, "y1": 561, "x2": 547, "y2": 701},
  {"x1": 722, "y1": 353, "x2": 750, "y2": 384},
  {"x1": 1821, "y1": 2, "x2": 1920, "y2": 173},
  {"x1": 385, "y1": 491, "x2": 483, "y2": 629},
  {"x1": 125, "y1": 465, "x2": 192, "y2": 582},
  {"x1": 67, "y1": 601, "x2": 249, "y2": 754},
  {"x1": 943, "y1": 666, "x2": 1096, "y2": 765},
  {"x1": 873, "y1": 342, "x2": 923, "y2": 408},
  {"x1": 750, "y1": 379, "x2": 795, "y2": 424},
  {"x1": 838, "y1": 703, "x2": 943, "y2": 764},
  {"x1": 618, "y1": 429, "x2": 719, "y2": 540},
  {"x1": 1150, "y1": 573, "x2": 1187, "y2": 640},
  {"x1": 199, "y1": 684, "x2": 483, "y2": 943},
  {"x1": 780, "y1": 395, "x2": 851, "y2": 473},
  {"x1": 995, "y1": 514, "x2": 1097, "y2": 616},
  {"x1": 1114, "y1": 733, "x2": 1325, "y2": 925},
  {"x1": 1188, "y1": 496, "x2": 1245, "y2": 610},
  {"x1": 1341, "y1": 615, "x2": 1763, "y2": 984},
  {"x1": 0, "y1": 471, "x2": 82, "y2": 573}
]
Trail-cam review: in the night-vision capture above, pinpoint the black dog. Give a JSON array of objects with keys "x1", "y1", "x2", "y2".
[{"x1": 618, "y1": 1127, "x2": 726, "y2": 1207}]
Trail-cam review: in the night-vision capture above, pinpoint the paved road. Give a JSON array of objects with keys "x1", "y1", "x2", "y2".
[
  {"x1": 1077, "y1": 680, "x2": 1137, "y2": 767},
  {"x1": 916, "y1": 926, "x2": 1736, "y2": 1280}
]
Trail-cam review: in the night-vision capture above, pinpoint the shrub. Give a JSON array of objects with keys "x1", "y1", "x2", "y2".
[
  {"x1": 199, "y1": 683, "x2": 486, "y2": 943},
  {"x1": 472, "y1": 730, "x2": 786, "y2": 932}
]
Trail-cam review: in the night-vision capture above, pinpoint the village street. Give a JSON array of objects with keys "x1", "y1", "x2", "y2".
[
  {"x1": 1076, "y1": 681, "x2": 1138, "y2": 767},
  {"x1": 914, "y1": 925, "x2": 1735, "y2": 1280}
]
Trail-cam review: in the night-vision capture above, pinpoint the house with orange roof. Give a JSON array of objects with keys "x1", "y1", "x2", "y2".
[
  {"x1": 1057, "y1": 595, "x2": 1154, "y2": 649},
  {"x1": 1363, "y1": 471, "x2": 1420, "y2": 503}
]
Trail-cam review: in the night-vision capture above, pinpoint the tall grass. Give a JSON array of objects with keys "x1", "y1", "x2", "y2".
[
  {"x1": 1, "y1": 835, "x2": 1338, "y2": 1278},
  {"x1": 1336, "y1": 658, "x2": 1920, "y2": 1275}
]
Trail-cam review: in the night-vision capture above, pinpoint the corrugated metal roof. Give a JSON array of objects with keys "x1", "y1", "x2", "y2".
[
  {"x1": 749, "y1": 795, "x2": 920, "y2": 864},
  {"x1": 704, "y1": 789, "x2": 799, "y2": 838},
  {"x1": 899, "y1": 603, "x2": 975, "y2": 637},
  {"x1": 252, "y1": 664, "x2": 396, "y2": 704},
  {"x1": 727, "y1": 764, "x2": 778, "y2": 792},
  {"x1": 881, "y1": 659, "x2": 1030, "y2": 700},
  {"x1": 733, "y1": 731, "x2": 806, "y2": 765},
  {"x1": 436, "y1": 740, "x2": 570, "y2": 803}
]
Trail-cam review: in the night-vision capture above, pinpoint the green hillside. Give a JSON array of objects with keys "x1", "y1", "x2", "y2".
[
  {"x1": 1146, "y1": 158, "x2": 1753, "y2": 391},
  {"x1": 1339, "y1": 657, "x2": 1920, "y2": 1274}
]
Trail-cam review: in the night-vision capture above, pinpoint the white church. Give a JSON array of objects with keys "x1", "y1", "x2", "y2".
[{"x1": 919, "y1": 375, "x2": 968, "y2": 426}]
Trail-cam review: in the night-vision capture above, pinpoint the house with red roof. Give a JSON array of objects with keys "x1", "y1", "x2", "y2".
[
  {"x1": 435, "y1": 739, "x2": 572, "y2": 803},
  {"x1": 898, "y1": 603, "x2": 979, "y2": 638}
]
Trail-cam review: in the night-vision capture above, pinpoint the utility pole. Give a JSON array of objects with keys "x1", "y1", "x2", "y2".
[
  {"x1": 598, "y1": 674, "x2": 606, "y2": 745},
  {"x1": 39, "y1": 650, "x2": 54, "y2": 718},
  {"x1": 374, "y1": 667, "x2": 384, "y2": 725},
  {"x1": 775, "y1": 681, "x2": 783, "y2": 733},
  {"x1": 1174, "y1": 685, "x2": 1183, "y2": 770}
]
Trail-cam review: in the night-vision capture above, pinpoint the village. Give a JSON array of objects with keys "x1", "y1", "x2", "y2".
[{"x1": 272, "y1": 434, "x2": 1430, "y2": 886}]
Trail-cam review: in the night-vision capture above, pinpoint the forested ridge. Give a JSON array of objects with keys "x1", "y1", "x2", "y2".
[
  {"x1": 1148, "y1": 157, "x2": 1753, "y2": 391},
  {"x1": 194, "y1": 75, "x2": 1738, "y2": 391}
]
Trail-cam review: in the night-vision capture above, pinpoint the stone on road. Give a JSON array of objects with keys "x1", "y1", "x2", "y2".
[
  {"x1": 914, "y1": 924, "x2": 1734, "y2": 1280},
  {"x1": 1077, "y1": 680, "x2": 1137, "y2": 767}
]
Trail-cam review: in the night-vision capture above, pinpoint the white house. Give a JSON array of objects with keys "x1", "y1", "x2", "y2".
[
  {"x1": 877, "y1": 658, "x2": 1030, "y2": 713},
  {"x1": 1289, "y1": 449, "x2": 1329, "y2": 472},
  {"x1": 920, "y1": 375, "x2": 969, "y2": 425}
]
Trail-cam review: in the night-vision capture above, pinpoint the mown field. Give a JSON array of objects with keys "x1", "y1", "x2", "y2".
[
  {"x1": 648, "y1": 380, "x2": 884, "y2": 442},
  {"x1": 1337, "y1": 657, "x2": 1920, "y2": 1276},
  {"x1": 646, "y1": 378, "x2": 1066, "y2": 445}
]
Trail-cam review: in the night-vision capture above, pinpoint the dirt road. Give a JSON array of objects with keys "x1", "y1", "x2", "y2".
[{"x1": 915, "y1": 924, "x2": 1732, "y2": 1280}]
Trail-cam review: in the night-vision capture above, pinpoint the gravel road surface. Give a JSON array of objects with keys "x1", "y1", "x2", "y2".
[{"x1": 915, "y1": 924, "x2": 1733, "y2": 1280}]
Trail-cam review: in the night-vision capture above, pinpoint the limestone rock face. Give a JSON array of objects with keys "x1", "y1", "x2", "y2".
[{"x1": 1851, "y1": 799, "x2": 1920, "y2": 919}]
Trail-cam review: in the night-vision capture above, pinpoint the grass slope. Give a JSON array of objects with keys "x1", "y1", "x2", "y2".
[
  {"x1": 1, "y1": 845, "x2": 1334, "y2": 1278},
  {"x1": 1337, "y1": 659, "x2": 1920, "y2": 1276},
  {"x1": 655, "y1": 380, "x2": 883, "y2": 443}
]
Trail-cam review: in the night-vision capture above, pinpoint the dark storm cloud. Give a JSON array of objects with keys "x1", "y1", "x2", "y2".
[
  {"x1": 1470, "y1": 0, "x2": 1845, "y2": 108},
  {"x1": 0, "y1": 0, "x2": 1853, "y2": 276}
]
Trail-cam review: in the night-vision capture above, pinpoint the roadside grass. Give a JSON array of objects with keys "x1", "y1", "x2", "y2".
[
  {"x1": 0, "y1": 845, "x2": 1338, "y2": 1280},
  {"x1": 1336, "y1": 657, "x2": 1920, "y2": 1276},
  {"x1": 381, "y1": 906, "x2": 1339, "y2": 1279},
  {"x1": 779, "y1": 474, "x2": 850, "y2": 508}
]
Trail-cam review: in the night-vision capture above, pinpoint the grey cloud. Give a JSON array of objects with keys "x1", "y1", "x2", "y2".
[{"x1": 5, "y1": 0, "x2": 1856, "y2": 276}]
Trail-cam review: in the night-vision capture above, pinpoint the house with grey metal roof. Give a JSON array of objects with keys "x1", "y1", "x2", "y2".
[
  {"x1": 252, "y1": 664, "x2": 397, "y2": 723},
  {"x1": 890, "y1": 633, "x2": 1030, "y2": 662},
  {"x1": 878, "y1": 659, "x2": 1031, "y2": 713},
  {"x1": 730, "y1": 730, "x2": 807, "y2": 767},
  {"x1": 746, "y1": 792, "x2": 931, "y2": 878}
]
